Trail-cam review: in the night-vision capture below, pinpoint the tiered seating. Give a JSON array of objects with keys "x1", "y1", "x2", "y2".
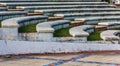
[
  {"x1": 98, "y1": 22, "x2": 120, "y2": 29},
  {"x1": 74, "y1": 16, "x2": 120, "y2": 24},
  {"x1": 17, "y1": 5, "x2": 114, "y2": 12},
  {"x1": 55, "y1": 12, "x2": 120, "y2": 19},
  {"x1": 2, "y1": 15, "x2": 48, "y2": 27},
  {"x1": 69, "y1": 25, "x2": 95, "y2": 37},
  {"x1": 0, "y1": 2, "x2": 107, "y2": 9},
  {"x1": 36, "y1": 20, "x2": 70, "y2": 33},
  {"x1": 35, "y1": 8, "x2": 120, "y2": 16},
  {"x1": 100, "y1": 30, "x2": 120, "y2": 41},
  {"x1": 0, "y1": 11, "x2": 27, "y2": 20},
  {"x1": 0, "y1": 0, "x2": 101, "y2": 2},
  {"x1": 0, "y1": 7, "x2": 7, "y2": 11}
]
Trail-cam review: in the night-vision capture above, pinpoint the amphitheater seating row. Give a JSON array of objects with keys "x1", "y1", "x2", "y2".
[
  {"x1": 98, "y1": 22, "x2": 120, "y2": 29},
  {"x1": 0, "y1": 7, "x2": 7, "y2": 11},
  {"x1": 0, "y1": 11, "x2": 27, "y2": 20},
  {"x1": 0, "y1": 0, "x2": 102, "y2": 2},
  {"x1": 35, "y1": 8, "x2": 120, "y2": 16},
  {"x1": 36, "y1": 20, "x2": 70, "y2": 33},
  {"x1": 16, "y1": 5, "x2": 114, "y2": 12},
  {"x1": 54, "y1": 12, "x2": 120, "y2": 20},
  {"x1": 0, "y1": 2, "x2": 108, "y2": 6},
  {"x1": 2, "y1": 15, "x2": 48, "y2": 28},
  {"x1": 100, "y1": 30, "x2": 120, "y2": 41},
  {"x1": 74, "y1": 16, "x2": 120, "y2": 24},
  {"x1": 69, "y1": 25, "x2": 95, "y2": 37}
]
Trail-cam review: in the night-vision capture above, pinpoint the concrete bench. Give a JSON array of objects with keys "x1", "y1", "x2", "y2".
[
  {"x1": 0, "y1": 11, "x2": 27, "y2": 20},
  {"x1": 100, "y1": 30, "x2": 120, "y2": 41},
  {"x1": 98, "y1": 22, "x2": 120, "y2": 29},
  {"x1": 74, "y1": 16, "x2": 120, "y2": 24},
  {"x1": 69, "y1": 25, "x2": 95, "y2": 37},
  {"x1": 0, "y1": 7, "x2": 7, "y2": 11},
  {"x1": 36, "y1": 20, "x2": 70, "y2": 32},
  {"x1": 0, "y1": 2, "x2": 107, "y2": 8},
  {"x1": 1, "y1": 15, "x2": 48, "y2": 40},
  {"x1": 2, "y1": 15, "x2": 48, "y2": 28},
  {"x1": 0, "y1": 2, "x2": 107, "y2": 6},
  {"x1": 36, "y1": 20, "x2": 70, "y2": 41},
  {"x1": 0, "y1": 0, "x2": 102, "y2": 2},
  {"x1": 16, "y1": 5, "x2": 113, "y2": 12},
  {"x1": 54, "y1": 11, "x2": 120, "y2": 20},
  {"x1": 35, "y1": 8, "x2": 120, "y2": 16}
]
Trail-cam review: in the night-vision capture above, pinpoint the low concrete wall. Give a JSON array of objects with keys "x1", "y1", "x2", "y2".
[
  {"x1": 0, "y1": 28, "x2": 18, "y2": 40},
  {"x1": 0, "y1": 40, "x2": 120, "y2": 55},
  {"x1": 18, "y1": 33, "x2": 87, "y2": 42}
]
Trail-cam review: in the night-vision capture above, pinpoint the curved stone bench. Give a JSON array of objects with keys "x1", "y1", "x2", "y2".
[
  {"x1": 35, "y1": 8, "x2": 120, "y2": 16},
  {"x1": 36, "y1": 20, "x2": 70, "y2": 41},
  {"x1": 16, "y1": 5, "x2": 113, "y2": 12},
  {"x1": 98, "y1": 22, "x2": 120, "y2": 29},
  {"x1": 36, "y1": 20, "x2": 70, "y2": 32},
  {"x1": 100, "y1": 30, "x2": 120, "y2": 41},
  {"x1": 2, "y1": 15, "x2": 48, "y2": 27},
  {"x1": 69, "y1": 25, "x2": 95, "y2": 37},
  {"x1": 1, "y1": 15, "x2": 48, "y2": 40},
  {"x1": 0, "y1": 11, "x2": 27, "y2": 20}
]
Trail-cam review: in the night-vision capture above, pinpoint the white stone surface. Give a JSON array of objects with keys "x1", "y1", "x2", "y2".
[
  {"x1": 100, "y1": 30, "x2": 120, "y2": 41},
  {"x1": 69, "y1": 25, "x2": 94, "y2": 37},
  {"x1": 0, "y1": 28, "x2": 18, "y2": 40},
  {"x1": 2, "y1": 15, "x2": 48, "y2": 27},
  {"x1": 98, "y1": 22, "x2": 120, "y2": 26},
  {"x1": 36, "y1": 20, "x2": 70, "y2": 33},
  {"x1": 0, "y1": 40, "x2": 120, "y2": 55}
]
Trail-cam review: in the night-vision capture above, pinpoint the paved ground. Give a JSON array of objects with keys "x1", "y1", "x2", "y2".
[{"x1": 0, "y1": 53, "x2": 120, "y2": 66}]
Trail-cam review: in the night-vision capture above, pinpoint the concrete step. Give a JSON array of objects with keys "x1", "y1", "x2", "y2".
[
  {"x1": 1, "y1": 2, "x2": 108, "y2": 6},
  {"x1": 16, "y1": 5, "x2": 114, "y2": 12},
  {"x1": 0, "y1": 0, "x2": 101, "y2": 2},
  {"x1": 0, "y1": 7, "x2": 7, "y2": 11},
  {"x1": 35, "y1": 8, "x2": 120, "y2": 16},
  {"x1": 54, "y1": 12, "x2": 120, "y2": 19},
  {"x1": 74, "y1": 16, "x2": 120, "y2": 24}
]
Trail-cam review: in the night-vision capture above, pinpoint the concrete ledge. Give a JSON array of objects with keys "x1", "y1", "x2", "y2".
[{"x1": 100, "y1": 30, "x2": 120, "y2": 41}]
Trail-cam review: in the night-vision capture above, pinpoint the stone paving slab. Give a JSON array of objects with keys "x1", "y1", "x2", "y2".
[
  {"x1": 0, "y1": 54, "x2": 120, "y2": 66},
  {"x1": 80, "y1": 55, "x2": 120, "y2": 63},
  {"x1": 0, "y1": 59, "x2": 55, "y2": 66}
]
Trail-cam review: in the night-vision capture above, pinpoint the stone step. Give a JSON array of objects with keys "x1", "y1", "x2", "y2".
[
  {"x1": 54, "y1": 12, "x2": 120, "y2": 19},
  {"x1": 0, "y1": 7, "x2": 7, "y2": 11},
  {"x1": 35, "y1": 8, "x2": 120, "y2": 16},
  {"x1": 1, "y1": 2, "x2": 108, "y2": 6},
  {"x1": 74, "y1": 16, "x2": 120, "y2": 24},
  {"x1": 0, "y1": 0, "x2": 101, "y2": 2},
  {"x1": 16, "y1": 5, "x2": 114, "y2": 12}
]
